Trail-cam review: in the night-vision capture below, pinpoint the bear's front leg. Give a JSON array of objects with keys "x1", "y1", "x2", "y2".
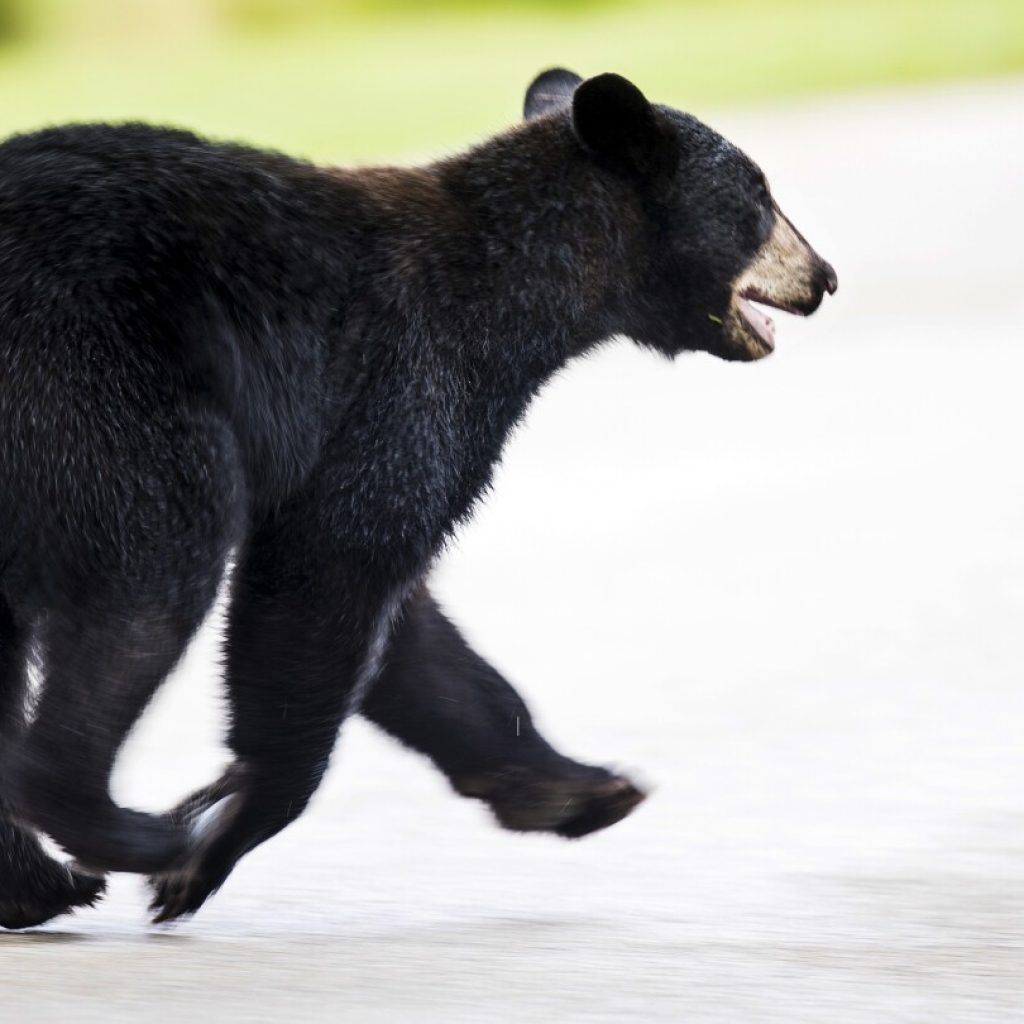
[
  {"x1": 148, "y1": 498, "x2": 406, "y2": 923},
  {"x1": 361, "y1": 584, "x2": 647, "y2": 838}
]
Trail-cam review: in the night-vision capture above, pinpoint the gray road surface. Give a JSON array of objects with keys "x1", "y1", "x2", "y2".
[{"x1": 2, "y1": 78, "x2": 1023, "y2": 1022}]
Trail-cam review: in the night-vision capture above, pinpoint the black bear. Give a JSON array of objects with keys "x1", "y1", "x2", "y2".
[{"x1": 0, "y1": 69, "x2": 836, "y2": 927}]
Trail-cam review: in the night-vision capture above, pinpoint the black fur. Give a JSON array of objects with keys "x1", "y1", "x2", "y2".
[{"x1": 0, "y1": 69, "x2": 833, "y2": 926}]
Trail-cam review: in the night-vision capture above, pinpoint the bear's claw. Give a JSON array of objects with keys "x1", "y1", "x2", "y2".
[
  {"x1": 147, "y1": 786, "x2": 245, "y2": 924},
  {"x1": 147, "y1": 866, "x2": 219, "y2": 924},
  {"x1": 0, "y1": 863, "x2": 106, "y2": 931},
  {"x1": 147, "y1": 835, "x2": 236, "y2": 924},
  {"x1": 460, "y1": 765, "x2": 647, "y2": 839},
  {"x1": 550, "y1": 776, "x2": 648, "y2": 839}
]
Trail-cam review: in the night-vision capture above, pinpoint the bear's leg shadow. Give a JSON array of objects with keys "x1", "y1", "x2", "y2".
[
  {"x1": 361, "y1": 585, "x2": 646, "y2": 838},
  {"x1": 147, "y1": 490, "x2": 405, "y2": 923},
  {"x1": 0, "y1": 596, "x2": 106, "y2": 930}
]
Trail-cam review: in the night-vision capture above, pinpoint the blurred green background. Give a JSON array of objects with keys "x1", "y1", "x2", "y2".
[{"x1": 0, "y1": 0, "x2": 1021, "y2": 161}]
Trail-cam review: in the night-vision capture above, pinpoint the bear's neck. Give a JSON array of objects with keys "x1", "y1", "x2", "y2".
[
  {"x1": 327, "y1": 126, "x2": 637, "y2": 557},
  {"x1": 434, "y1": 119, "x2": 637, "y2": 361},
  {"x1": 346, "y1": 118, "x2": 636, "y2": 368}
]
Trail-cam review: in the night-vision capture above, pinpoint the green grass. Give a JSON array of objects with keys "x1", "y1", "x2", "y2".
[{"x1": 0, "y1": 0, "x2": 1021, "y2": 161}]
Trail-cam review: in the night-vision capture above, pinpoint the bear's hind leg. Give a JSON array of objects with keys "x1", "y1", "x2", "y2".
[
  {"x1": 360, "y1": 585, "x2": 647, "y2": 839},
  {"x1": 2, "y1": 407, "x2": 241, "y2": 881},
  {"x1": 3, "y1": 584, "x2": 224, "y2": 879},
  {"x1": 0, "y1": 596, "x2": 105, "y2": 930}
]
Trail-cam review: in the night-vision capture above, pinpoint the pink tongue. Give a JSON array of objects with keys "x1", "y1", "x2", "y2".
[{"x1": 737, "y1": 296, "x2": 775, "y2": 346}]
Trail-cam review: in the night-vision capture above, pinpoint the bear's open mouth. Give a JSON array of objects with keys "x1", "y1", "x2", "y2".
[
  {"x1": 736, "y1": 294, "x2": 776, "y2": 352},
  {"x1": 733, "y1": 286, "x2": 811, "y2": 358}
]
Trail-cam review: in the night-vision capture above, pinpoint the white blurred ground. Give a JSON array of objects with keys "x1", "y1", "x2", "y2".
[{"x1": 2, "y1": 78, "x2": 1023, "y2": 1023}]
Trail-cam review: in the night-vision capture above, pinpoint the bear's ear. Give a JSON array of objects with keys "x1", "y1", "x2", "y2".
[
  {"x1": 571, "y1": 73, "x2": 665, "y2": 172},
  {"x1": 524, "y1": 67, "x2": 583, "y2": 120}
]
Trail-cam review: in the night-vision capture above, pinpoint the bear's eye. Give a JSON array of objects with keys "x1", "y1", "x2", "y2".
[{"x1": 754, "y1": 201, "x2": 774, "y2": 245}]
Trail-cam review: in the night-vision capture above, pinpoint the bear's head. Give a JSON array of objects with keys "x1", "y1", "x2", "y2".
[{"x1": 524, "y1": 69, "x2": 837, "y2": 361}]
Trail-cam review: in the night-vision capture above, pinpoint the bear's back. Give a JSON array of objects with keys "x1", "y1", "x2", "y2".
[
  {"x1": 0, "y1": 124, "x2": 365, "y2": 533},
  {"x1": 0, "y1": 124, "x2": 339, "y2": 294}
]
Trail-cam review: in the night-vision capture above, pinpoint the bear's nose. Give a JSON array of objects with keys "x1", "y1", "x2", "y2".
[{"x1": 820, "y1": 260, "x2": 838, "y2": 296}]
